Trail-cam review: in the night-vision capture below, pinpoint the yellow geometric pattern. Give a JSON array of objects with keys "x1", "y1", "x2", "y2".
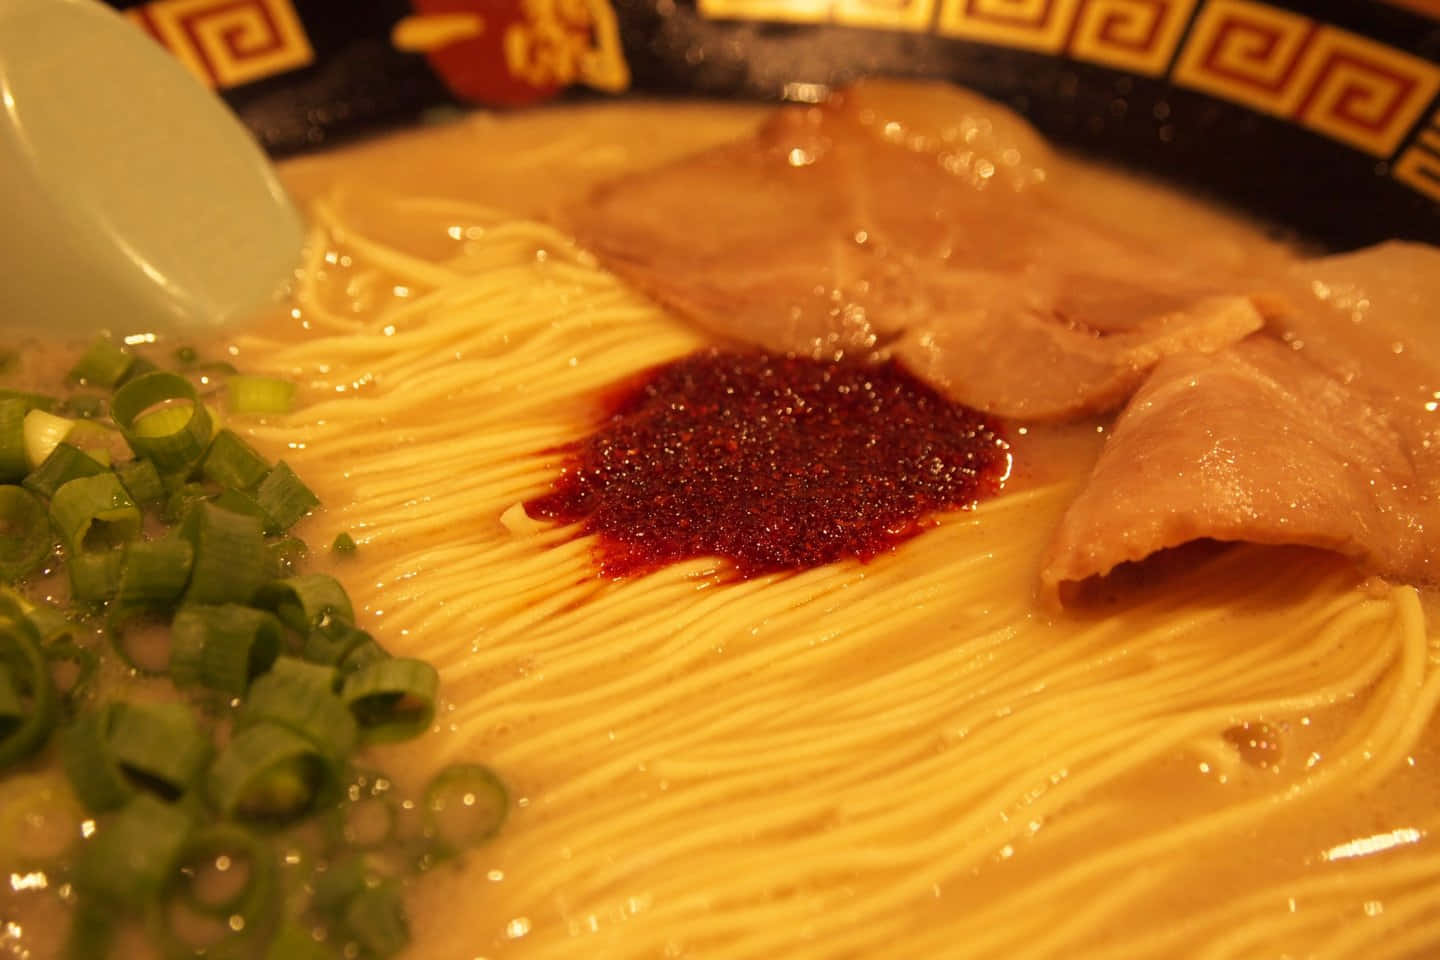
[
  {"x1": 697, "y1": 0, "x2": 936, "y2": 31},
  {"x1": 1068, "y1": 0, "x2": 1199, "y2": 76},
  {"x1": 126, "y1": 0, "x2": 313, "y2": 91},
  {"x1": 1171, "y1": 0, "x2": 1316, "y2": 117},
  {"x1": 1293, "y1": 28, "x2": 1440, "y2": 157},
  {"x1": 1394, "y1": 116, "x2": 1440, "y2": 203},
  {"x1": 935, "y1": 0, "x2": 1083, "y2": 53}
]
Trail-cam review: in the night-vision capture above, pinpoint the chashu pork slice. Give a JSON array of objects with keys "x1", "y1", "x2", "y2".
[
  {"x1": 1042, "y1": 336, "x2": 1434, "y2": 599},
  {"x1": 565, "y1": 80, "x2": 1266, "y2": 421}
]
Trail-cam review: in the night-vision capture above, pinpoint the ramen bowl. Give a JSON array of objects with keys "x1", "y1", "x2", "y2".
[{"x1": 2, "y1": 3, "x2": 1438, "y2": 960}]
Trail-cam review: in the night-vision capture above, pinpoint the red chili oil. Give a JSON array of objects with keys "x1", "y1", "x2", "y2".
[{"x1": 525, "y1": 349, "x2": 1009, "y2": 578}]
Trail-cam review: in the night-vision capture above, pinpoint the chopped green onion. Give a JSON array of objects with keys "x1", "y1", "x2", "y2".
[
  {"x1": 302, "y1": 619, "x2": 372, "y2": 667},
  {"x1": 264, "y1": 921, "x2": 334, "y2": 960},
  {"x1": 0, "y1": 769, "x2": 85, "y2": 864},
  {"x1": 170, "y1": 604, "x2": 282, "y2": 696},
  {"x1": 202, "y1": 429, "x2": 271, "y2": 491},
  {"x1": 24, "y1": 601, "x2": 74, "y2": 643},
  {"x1": 207, "y1": 722, "x2": 334, "y2": 824},
  {"x1": 179, "y1": 502, "x2": 268, "y2": 606},
  {"x1": 116, "y1": 354, "x2": 160, "y2": 388},
  {"x1": 0, "y1": 397, "x2": 26, "y2": 482},
  {"x1": 65, "y1": 418, "x2": 126, "y2": 459},
  {"x1": 0, "y1": 389, "x2": 56, "y2": 413},
  {"x1": 49, "y1": 473, "x2": 141, "y2": 554},
  {"x1": 332, "y1": 532, "x2": 357, "y2": 554},
  {"x1": 163, "y1": 825, "x2": 279, "y2": 936},
  {"x1": 65, "y1": 902, "x2": 118, "y2": 960},
  {"x1": 339, "y1": 879, "x2": 410, "y2": 959},
  {"x1": 113, "y1": 538, "x2": 194, "y2": 615},
  {"x1": 0, "y1": 599, "x2": 56, "y2": 770},
  {"x1": 23, "y1": 408, "x2": 76, "y2": 471},
  {"x1": 212, "y1": 487, "x2": 279, "y2": 534},
  {"x1": 308, "y1": 854, "x2": 372, "y2": 915},
  {"x1": 191, "y1": 361, "x2": 239, "y2": 383},
  {"x1": 341, "y1": 659, "x2": 438, "y2": 744},
  {"x1": 68, "y1": 336, "x2": 134, "y2": 388},
  {"x1": 62, "y1": 701, "x2": 211, "y2": 812},
  {"x1": 422, "y1": 764, "x2": 507, "y2": 857},
  {"x1": 239, "y1": 657, "x2": 356, "y2": 765},
  {"x1": 0, "y1": 485, "x2": 52, "y2": 582},
  {"x1": 23, "y1": 442, "x2": 109, "y2": 499},
  {"x1": 115, "y1": 457, "x2": 164, "y2": 505},
  {"x1": 227, "y1": 376, "x2": 297, "y2": 415},
  {"x1": 162, "y1": 481, "x2": 211, "y2": 525},
  {"x1": 74, "y1": 794, "x2": 193, "y2": 908},
  {"x1": 338, "y1": 637, "x2": 389, "y2": 676},
  {"x1": 253, "y1": 461, "x2": 318, "y2": 531},
  {"x1": 69, "y1": 550, "x2": 124, "y2": 603},
  {"x1": 44, "y1": 638, "x2": 99, "y2": 716},
  {"x1": 64, "y1": 393, "x2": 106, "y2": 420},
  {"x1": 256, "y1": 573, "x2": 354, "y2": 633},
  {"x1": 174, "y1": 346, "x2": 198, "y2": 367},
  {"x1": 112, "y1": 372, "x2": 212, "y2": 473},
  {"x1": 267, "y1": 536, "x2": 307, "y2": 579}
]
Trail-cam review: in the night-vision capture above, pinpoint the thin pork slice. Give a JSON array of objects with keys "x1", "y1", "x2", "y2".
[
  {"x1": 565, "y1": 80, "x2": 1265, "y2": 420},
  {"x1": 1042, "y1": 336, "x2": 1433, "y2": 599}
]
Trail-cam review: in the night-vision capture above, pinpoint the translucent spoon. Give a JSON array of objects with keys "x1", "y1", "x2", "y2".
[{"x1": 0, "y1": 0, "x2": 304, "y2": 337}]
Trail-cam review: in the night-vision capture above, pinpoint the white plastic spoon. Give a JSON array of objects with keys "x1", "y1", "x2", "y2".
[{"x1": 0, "y1": 0, "x2": 304, "y2": 337}]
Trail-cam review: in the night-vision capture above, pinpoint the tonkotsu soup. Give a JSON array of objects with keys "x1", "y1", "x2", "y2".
[{"x1": 4, "y1": 86, "x2": 1440, "y2": 960}]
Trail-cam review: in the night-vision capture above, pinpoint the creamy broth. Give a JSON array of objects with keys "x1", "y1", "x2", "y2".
[{"x1": 5, "y1": 100, "x2": 1439, "y2": 960}]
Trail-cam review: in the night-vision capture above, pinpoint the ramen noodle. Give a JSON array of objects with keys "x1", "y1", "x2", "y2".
[{"x1": 7, "y1": 95, "x2": 1440, "y2": 960}]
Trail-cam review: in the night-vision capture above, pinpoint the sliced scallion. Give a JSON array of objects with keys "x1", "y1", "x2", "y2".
[
  {"x1": 202, "y1": 429, "x2": 271, "y2": 491},
  {"x1": 340, "y1": 658, "x2": 438, "y2": 744},
  {"x1": 22, "y1": 407, "x2": 75, "y2": 470},
  {"x1": 170, "y1": 604, "x2": 282, "y2": 696},
  {"x1": 253, "y1": 462, "x2": 318, "y2": 531},
  {"x1": 338, "y1": 637, "x2": 389, "y2": 676},
  {"x1": 64, "y1": 393, "x2": 106, "y2": 420},
  {"x1": 263, "y1": 921, "x2": 334, "y2": 960},
  {"x1": 74, "y1": 794, "x2": 193, "y2": 908},
  {"x1": 0, "y1": 388, "x2": 55, "y2": 413},
  {"x1": 212, "y1": 487, "x2": 279, "y2": 534},
  {"x1": 62, "y1": 701, "x2": 211, "y2": 812},
  {"x1": 422, "y1": 763, "x2": 507, "y2": 857},
  {"x1": 69, "y1": 336, "x2": 134, "y2": 388},
  {"x1": 113, "y1": 537, "x2": 194, "y2": 615},
  {"x1": 0, "y1": 485, "x2": 52, "y2": 582},
  {"x1": 256, "y1": 573, "x2": 354, "y2": 633},
  {"x1": 207, "y1": 722, "x2": 334, "y2": 824},
  {"x1": 178, "y1": 502, "x2": 268, "y2": 606},
  {"x1": 162, "y1": 482, "x2": 211, "y2": 526},
  {"x1": 302, "y1": 619, "x2": 372, "y2": 667},
  {"x1": 267, "y1": 536, "x2": 307, "y2": 579},
  {"x1": 239, "y1": 657, "x2": 356, "y2": 766},
  {"x1": 0, "y1": 600, "x2": 55, "y2": 770},
  {"x1": 227, "y1": 376, "x2": 297, "y2": 416},
  {"x1": 0, "y1": 397, "x2": 26, "y2": 482},
  {"x1": 339, "y1": 879, "x2": 410, "y2": 959},
  {"x1": 68, "y1": 550, "x2": 124, "y2": 603},
  {"x1": 112, "y1": 372, "x2": 212, "y2": 473},
  {"x1": 44, "y1": 638, "x2": 99, "y2": 717},
  {"x1": 23, "y1": 442, "x2": 107, "y2": 499},
  {"x1": 115, "y1": 457, "x2": 164, "y2": 505},
  {"x1": 157, "y1": 824, "x2": 280, "y2": 956},
  {"x1": 49, "y1": 473, "x2": 141, "y2": 553}
]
